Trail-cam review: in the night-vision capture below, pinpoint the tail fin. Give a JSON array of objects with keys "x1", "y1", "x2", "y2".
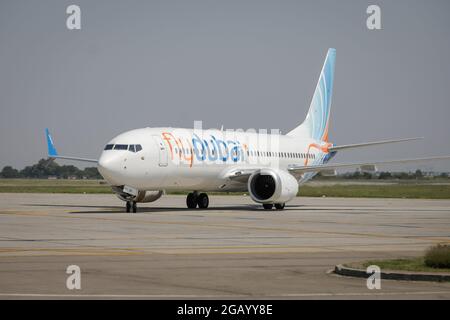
[{"x1": 287, "y1": 48, "x2": 336, "y2": 141}]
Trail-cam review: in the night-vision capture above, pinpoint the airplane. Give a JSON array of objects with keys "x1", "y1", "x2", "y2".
[{"x1": 45, "y1": 48, "x2": 450, "y2": 213}]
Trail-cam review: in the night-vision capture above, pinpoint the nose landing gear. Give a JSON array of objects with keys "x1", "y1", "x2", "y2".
[
  {"x1": 186, "y1": 192, "x2": 209, "y2": 209},
  {"x1": 126, "y1": 201, "x2": 137, "y2": 213}
]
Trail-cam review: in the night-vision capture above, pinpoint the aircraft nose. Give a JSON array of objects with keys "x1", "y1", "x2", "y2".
[{"x1": 97, "y1": 153, "x2": 123, "y2": 185}]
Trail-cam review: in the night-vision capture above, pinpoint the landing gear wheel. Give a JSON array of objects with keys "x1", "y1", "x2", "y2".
[
  {"x1": 132, "y1": 201, "x2": 137, "y2": 213},
  {"x1": 263, "y1": 203, "x2": 273, "y2": 210},
  {"x1": 126, "y1": 201, "x2": 131, "y2": 213},
  {"x1": 275, "y1": 203, "x2": 285, "y2": 210},
  {"x1": 197, "y1": 193, "x2": 209, "y2": 209},
  {"x1": 186, "y1": 193, "x2": 198, "y2": 209}
]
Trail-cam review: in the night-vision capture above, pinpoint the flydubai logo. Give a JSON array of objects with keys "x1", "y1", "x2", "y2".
[
  {"x1": 161, "y1": 121, "x2": 281, "y2": 167},
  {"x1": 161, "y1": 132, "x2": 246, "y2": 167}
]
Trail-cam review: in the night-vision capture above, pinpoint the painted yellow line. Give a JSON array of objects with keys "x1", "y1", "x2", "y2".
[{"x1": 0, "y1": 247, "x2": 143, "y2": 257}]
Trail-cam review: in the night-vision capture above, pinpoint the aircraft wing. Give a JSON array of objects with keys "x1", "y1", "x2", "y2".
[
  {"x1": 287, "y1": 156, "x2": 450, "y2": 174},
  {"x1": 225, "y1": 155, "x2": 450, "y2": 183},
  {"x1": 46, "y1": 128, "x2": 98, "y2": 163}
]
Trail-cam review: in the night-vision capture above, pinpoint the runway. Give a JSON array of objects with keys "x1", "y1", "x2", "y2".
[{"x1": 0, "y1": 193, "x2": 449, "y2": 299}]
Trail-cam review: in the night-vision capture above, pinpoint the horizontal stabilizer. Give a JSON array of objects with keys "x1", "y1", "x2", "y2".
[
  {"x1": 328, "y1": 137, "x2": 423, "y2": 152},
  {"x1": 288, "y1": 155, "x2": 450, "y2": 175}
]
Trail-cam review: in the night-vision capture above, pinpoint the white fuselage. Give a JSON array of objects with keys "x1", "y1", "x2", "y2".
[{"x1": 97, "y1": 127, "x2": 332, "y2": 192}]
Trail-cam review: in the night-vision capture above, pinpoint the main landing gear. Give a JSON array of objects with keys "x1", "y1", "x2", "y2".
[
  {"x1": 186, "y1": 192, "x2": 209, "y2": 209},
  {"x1": 126, "y1": 201, "x2": 137, "y2": 213},
  {"x1": 263, "y1": 203, "x2": 285, "y2": 210}
]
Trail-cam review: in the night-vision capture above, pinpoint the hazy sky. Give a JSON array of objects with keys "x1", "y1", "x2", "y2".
[{"x1": 1, "y1": 0, "x2": 450, "y2": 171}]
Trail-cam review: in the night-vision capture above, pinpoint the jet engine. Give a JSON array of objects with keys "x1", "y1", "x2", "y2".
[{"x1": 247, "y1": 168, "x2": 298, "y2": 204}]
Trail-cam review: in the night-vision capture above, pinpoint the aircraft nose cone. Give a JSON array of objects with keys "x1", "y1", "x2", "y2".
[{"x1": 97, "y1": 153, "x2": 123, "y2": 185}]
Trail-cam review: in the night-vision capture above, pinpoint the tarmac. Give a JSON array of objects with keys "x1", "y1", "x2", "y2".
[{"x1": 0, "y1": 193, "x2": 449, "y2": 299}]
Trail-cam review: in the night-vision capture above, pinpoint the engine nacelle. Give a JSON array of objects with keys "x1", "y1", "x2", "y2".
[
  {"x1": 114, "y1": 187, "x2": 163, "y2": 203},
  {"x1": 134, "y1": 190, "x2": 164, "y2": 203},
  {"x1": 248, "y1": 168, "x2": 298, "y2": 204}
]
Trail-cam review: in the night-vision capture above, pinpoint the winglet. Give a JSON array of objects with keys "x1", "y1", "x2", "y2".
[{"x1": 45, "y1": 128, "x2": 58, "y2": 157}]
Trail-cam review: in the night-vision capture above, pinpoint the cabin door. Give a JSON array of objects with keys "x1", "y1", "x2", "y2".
[{"x1": 152, "y1": 135, "x2": 168, "y2": 167}]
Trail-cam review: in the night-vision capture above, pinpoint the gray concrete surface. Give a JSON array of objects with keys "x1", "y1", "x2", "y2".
[{"x1": 0, "y1": 193, "x2": 449, "y2": 299}]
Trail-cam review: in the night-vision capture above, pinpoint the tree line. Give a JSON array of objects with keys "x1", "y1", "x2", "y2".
[
  {"x1": 1, "y1": 159, "x2": 448, "y2": 180},
  {"x1": 0, "y1": 159, "x2": 102, "y2": 179}
]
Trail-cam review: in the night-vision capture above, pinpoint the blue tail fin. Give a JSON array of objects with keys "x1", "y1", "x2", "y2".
[
  {"x1": 45, "y1": 128, "x2": 58, "y2": 157},
  {"x1": 288, "y1": 48, "x2": 336, "y2": 141}
]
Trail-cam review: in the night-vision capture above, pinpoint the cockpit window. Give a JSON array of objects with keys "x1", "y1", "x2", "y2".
[
  {"x1": 128, "y1": 144, "x2": 143, "y2": 153},
  {"x1": 114, "y1": 144, "x2": 128, "y2": 150},
  {"x1": 105, "y1": 144, "x2": 142, "y2": 152},
  {"x1": 104, "y1": 144, "x2": 114, "y2": 150}
]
